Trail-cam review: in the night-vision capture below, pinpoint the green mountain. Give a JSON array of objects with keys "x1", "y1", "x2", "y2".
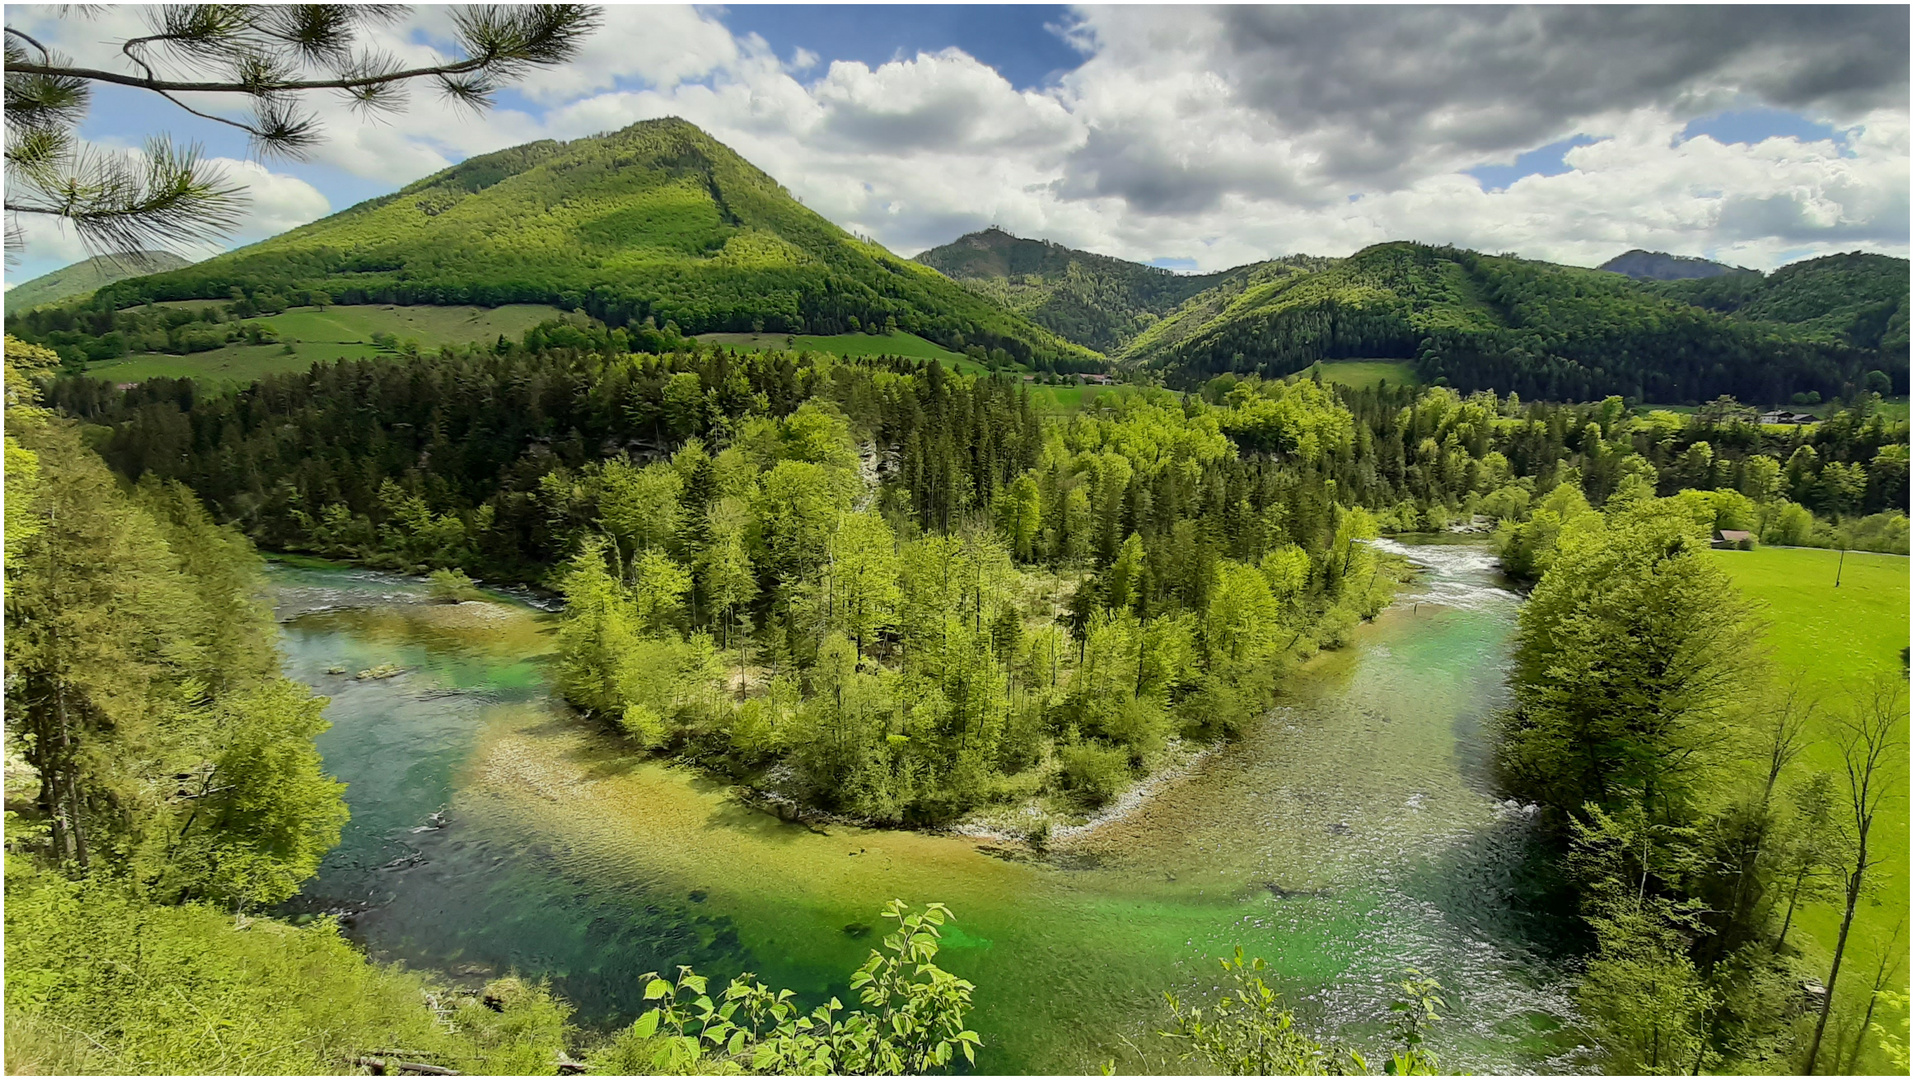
[
  {"x1": 1646, "y1": 251, "x2": 1910, "y2": 354},
  {"x1": 914, "y1": 227, "x2": 1239, "y2": 353},
  {"x1": 7, "y1": 250, "x2": 191, "y2": 309},
  {"x1": 1597, "y1": 249, "x2": 1748, "y2": 281},
  {"x1": 85, "y1": 118, "x2": 1100, "y2": 370},
  {"x1": 1119, "y1": 241, "x2": 1907, "y2": 404}
]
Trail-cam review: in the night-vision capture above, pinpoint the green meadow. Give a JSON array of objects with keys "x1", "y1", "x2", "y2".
[
  {"x1": 1711, "y1": 544, "x2": 1910, "y2": 1040},
  {"x1": 1302, "y1": 358, "x2": 1419, "y2": 389},
  {"x1": 1024, "y1": 381, "x2": 1156, "y2": 416},
  {"x1": 88, "y1": 303, "x2": 567, "y2": 384}
]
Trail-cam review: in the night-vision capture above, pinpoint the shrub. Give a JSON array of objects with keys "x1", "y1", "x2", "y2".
[
  {"x1": 3, "y1": 856, "x2": 572, "y2": 1075},
  {"x1": 429, "y1": 567, "x2": 486, "y2": 602},
  {"x1": 1058, "y1": 742, "x2": 1132, "y2": 809}
]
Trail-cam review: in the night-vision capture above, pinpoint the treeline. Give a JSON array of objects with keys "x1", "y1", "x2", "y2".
[
  {"x1": 1138, "y1": 243, "x2": 1907, "y2": 405},
  {"x1": 1233, "y1": 376, "x2": 1912, "y2": 556},
  {"x1": 7, "y1": 298, "x2": 703, "y2": 372},
  {"x1": 50, "y1": 340, "x2": 1042, "y2": 584},
  {"x1": 47, "y1": 337, "x2": 1391, "y2": 824},
  {"x1": 1493, "y1": 490, "x2": 1908, "y2": 1074}
]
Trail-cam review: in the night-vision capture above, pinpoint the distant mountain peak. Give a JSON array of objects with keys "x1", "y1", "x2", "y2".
[
  {"x1": 6, "y1": 250, "x2": 192, "y2": 309},
  {"x1": 1599, "y1": 249, "x2": 1752, "y2": 281}
]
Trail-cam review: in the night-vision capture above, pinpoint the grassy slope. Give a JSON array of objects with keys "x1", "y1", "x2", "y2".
[
  {"x1": 1304, "y1": 359, "x2": 1419, "y2": 389},
  {"x1": 1116, "y1": 261, "x2": 1312, "y2": 361},
  {"x1": 7, "y1": 251, "x2": 191, "y2": 309},
  {"x1": 89, "y1": 304, "x2": 564, "y2": 385},
  {"x1": 91, "y1": 119, "x2": 1099, "y2": 370},
  {"x1": 1710, "y1": 546, "x2": 1909, "y2": 1038}
]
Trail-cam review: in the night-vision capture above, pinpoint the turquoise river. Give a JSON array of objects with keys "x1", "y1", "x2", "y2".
[{"x1": 273, "y1": 537, "x2": 1590, "y2": 1073}]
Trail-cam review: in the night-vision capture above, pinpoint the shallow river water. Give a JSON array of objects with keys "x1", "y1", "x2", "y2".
[{"x1": 274, "y1": 538, "x2": 1589, "y2": 1073}]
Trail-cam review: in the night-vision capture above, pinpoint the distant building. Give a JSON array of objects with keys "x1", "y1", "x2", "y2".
[
  {"x1": 1758, "y1": 410, "x2": 1816, "y2": 425},
  {"x1": 1714, "y1": 529, "x2": 1755, "y2": 550}
]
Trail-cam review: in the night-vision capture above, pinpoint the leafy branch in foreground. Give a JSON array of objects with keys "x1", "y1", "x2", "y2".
[
  {"x1": 587, "y1": 900, "x2": 980, "y2": 1076},
  {"x1": 1160, "y1": 947, "x2": 1445, "y2": 1076},
  {"x1": 3, "y1": 5, "x2": 599, "y2": 258}
]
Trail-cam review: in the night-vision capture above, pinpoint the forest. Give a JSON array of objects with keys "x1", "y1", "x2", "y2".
[
  {"x1": 9, "y1": 313, "x2": 1910, "y2": 1072},
  {"x1": 1124, "y1": 242, "x2": 1909, "y2": 404},
  {"x1": 31, "y1": 317, "x2": 1909, "y2": 823}
]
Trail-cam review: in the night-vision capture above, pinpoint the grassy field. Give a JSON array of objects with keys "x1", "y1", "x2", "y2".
[
  {"x1": 1023, "y1": 382, "x2": 1156, "y2": 416},
  {"x1": 1711, "y1": 545, "x2": 1909, "y2": 1056},
  {"x1": 86, "y1": 344, "x2": 373, "y2": 385},
  {"x1": 90, "y1": 304, "x2": 567, "y2": 385},
  {"x1": 1300, "y1": 359, "x2": 1418, "y2": 388}
]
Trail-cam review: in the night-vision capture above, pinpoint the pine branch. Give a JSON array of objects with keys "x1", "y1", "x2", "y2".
[{"x1": 2, "y1": 5, "x2": 599, "y2": 258}]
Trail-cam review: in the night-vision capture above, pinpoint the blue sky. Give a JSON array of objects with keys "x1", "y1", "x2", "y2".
[
  {"x1": 720, "y1": 4, "x2": 1085, "y2": 91},
  {"x1": 6, "y1": 5, "x2": 1907, "y2": 284}
]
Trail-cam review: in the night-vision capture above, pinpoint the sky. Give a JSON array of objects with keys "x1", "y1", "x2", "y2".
[{"x1": 6, "y1": 4, "x2": 1910, "y2": 286}]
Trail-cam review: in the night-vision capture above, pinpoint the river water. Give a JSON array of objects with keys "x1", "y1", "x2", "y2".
[{"x1": 273, "y1": 538, "x2": 1588, "y2": 1073}]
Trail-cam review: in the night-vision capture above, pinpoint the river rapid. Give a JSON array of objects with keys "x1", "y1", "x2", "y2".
[{"x1": 273, "y1": 538, "x2": 1588, "y2": 1074}]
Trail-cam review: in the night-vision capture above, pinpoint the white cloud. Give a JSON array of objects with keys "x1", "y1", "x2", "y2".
[
  {"x1": 6, "y1": 4, "x2": 1907, "y2": 280},
  {"x1": 6, "y1": 149, "x2": 329, "y2": 285},
  {"x1": 216, "y1": 159, "x2": 335, "y2": 244}
]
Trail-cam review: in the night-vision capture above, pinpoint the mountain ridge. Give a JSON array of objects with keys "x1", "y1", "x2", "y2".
[
  {"x1": 908, "y1": 225, "x2": 1905, "y2": 404},
  {"x1": 913, "y1": 227, "x2": 1239, "y2": 353},
  {"x1": 1598, "y1": 248, "x2": 1750, "y2": 281},
  {"x1": 7, "y1": 250, "x2": 192, "y2": 309},
  {"x1": 82, "y1": 118, "x2": 1102, "y2": 370}
]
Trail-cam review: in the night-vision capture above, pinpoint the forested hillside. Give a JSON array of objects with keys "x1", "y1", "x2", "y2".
[
  {"x1": 914, "y1": 228, "x2": 1236, "y2": 353},
  {"x1": 1648, "y1": 251, "x2": 1911, "y2": 355},
  {"x1": 35, "y1": 118, "x2": 1099, "y2": 373},
  {"x1": 1119, "y1": 242, "x2": 1908, "y2": 405},
  {"x1": 6, "y1": 250, "x2": 191, "y2": 310}
]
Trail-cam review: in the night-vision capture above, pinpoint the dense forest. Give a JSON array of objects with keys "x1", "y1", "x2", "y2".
[
  {"x1": 48, "y1": 325, "x2": 1398, "y2": 822},
  {"x1": 37, "y1": 317, "x2": 1908, "y2": 820},
  {"x1": 10, "y1": 119, "x2": 1103, "y2": 374},
  {"x1": 1124, "y1": 243, "x2": 1909, "y2": 405}
]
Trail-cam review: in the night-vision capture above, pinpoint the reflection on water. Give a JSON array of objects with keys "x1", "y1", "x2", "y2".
[{"x1": 274, "y1": 544, "x2": 1588, "y2": 1074}]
